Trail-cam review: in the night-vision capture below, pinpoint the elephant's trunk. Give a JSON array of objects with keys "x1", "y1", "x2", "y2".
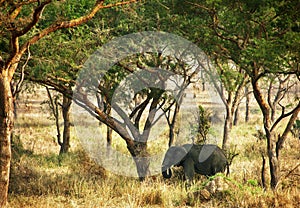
[{"x1": 162, "y1": 167, "x2": 172, "y2": 178}]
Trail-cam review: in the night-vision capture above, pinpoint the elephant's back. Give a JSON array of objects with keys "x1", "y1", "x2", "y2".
[{"x1": 194, "y1": 144, "x2": 227, "y2": 175}]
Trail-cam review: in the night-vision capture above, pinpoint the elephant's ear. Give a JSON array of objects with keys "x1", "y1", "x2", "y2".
[
  {"x1": 182, "y1": 143, "x2": 193, "y2": 152},
  {"x1": 174, "y1": 146, "x2": 190, "y2": 165},
  {"x1": 164, "y1": 146, "x2": 189, "y2": 166},
  {"x1": 198, "y1": 144, "x2": 217, "y2": 163}
]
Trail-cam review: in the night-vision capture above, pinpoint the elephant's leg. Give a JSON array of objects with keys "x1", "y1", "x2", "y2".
[{"x1": 183, "y1": 158, "x2": 195, "y2": 183}]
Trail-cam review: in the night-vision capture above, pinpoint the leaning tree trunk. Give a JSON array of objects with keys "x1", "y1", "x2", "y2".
[
  {"x1": 0, "y1": 74, "x2": 13, "y2": 207},
  {"x1": 59, "y1": 95, "x2": 72, "y2": 154}
]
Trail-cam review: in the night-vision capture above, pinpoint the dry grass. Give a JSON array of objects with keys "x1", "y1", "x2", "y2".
[{"x1": 8, "y1": 88, "x2": 300, "y2": 207}]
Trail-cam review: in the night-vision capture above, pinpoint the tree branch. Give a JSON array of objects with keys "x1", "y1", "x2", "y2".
[
  {"x1": 14, "y1": 0, "x2": 51, "y2": 37},
  {"x1": 276, "y1": 101, "x2": 300, "y2": 153},
  {"x1": 13, "y1": 45, "x2": 31, "y2": 96},
  {"x1": 271, "y1": 101, "x2": 300, "y2": 132},
  {"x1": 6, "y1": 0, "x2": 139, "y2": 78}
]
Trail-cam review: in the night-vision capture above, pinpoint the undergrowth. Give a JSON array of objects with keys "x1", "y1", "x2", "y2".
[{"x1": 9, "y1": 135, "x2": 300, "y2": 207}]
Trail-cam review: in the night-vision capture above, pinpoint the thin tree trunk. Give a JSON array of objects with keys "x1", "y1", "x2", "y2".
[
  {"x1": 168, "y1": 102, "x2": 180, "y2": 147},
  {"x1": 245, "y1": 86, "x2": 250, "y2": 122},
  {"x1": 107, "y1": 126, "x2": 112, "y2": 147},
  {"x1": 261, "y1": 153, "x2": 266, "y2": 190},
  {"x1": 169, "y1": 125, "x2": 175, "y2": 147},
  {"x1": 233, "y1": 102, "x2": 240, "y2": 126},
  {"x1": 46, "y1": 87, "x2": 62, "y2": 147},
  {"x1": 106, "y1": 104, "x2": 112, "y2": 148},
  {"x1": 59, "y1": 95, "x2": 72, "y2": 154},
  {"x1": 0, "y1": 75, "x2": 13, "y2": 207},
  {"x1": 267, "y1": 131, "x2": 280, "y2": 189},
  {"x1": 222, "y1": 106, "x2": 233, "y2": 150}
]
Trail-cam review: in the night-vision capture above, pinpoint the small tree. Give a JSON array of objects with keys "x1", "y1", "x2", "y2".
[
  {"x1": 45, "y1": 87, "x2": 72, "y2": 155},
  {"x1": 192, "y1": 105, "x2": 211, "y2": 144}
]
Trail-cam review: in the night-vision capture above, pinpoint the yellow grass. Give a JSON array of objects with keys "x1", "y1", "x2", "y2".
[{"x1": 8, "y1": 88, "x2": 300, "y2": 207}]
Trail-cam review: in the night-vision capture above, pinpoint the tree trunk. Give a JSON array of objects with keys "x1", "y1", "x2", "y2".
[
  {"x1": 127, "y1": 141, "x2": 150, "y2": 181},
  {"x1": 0, "y1": 75, "x2": 13, "y2": 207},
  {"x1": 252, "y1": 76, "x2": 280, "y2": 190},
  {"x1": 222, "y1": 106, "x2": 233, "y2": 150},
  {"x1": 106, "y1": 126, "x2": 112, "y2": 157},
  {"x1": 245, "y1": 86, "x2": 250, "y2": 122},
  {"x1": 168, "y1": 102, "x2": 180, "y2": 147},
  {"x1": 168, "y1": 124, "x2": 175, "y2": 147},
  {"x1": 59, "y1": 95, "x2": 72, "y2": 154},
  {"x1": 107, "y1": 126, "x2": 112, "y2": 147},
  {"x1": 266, "y1": 131, "x2": 280, "y2": 189},
  {"x1": 233, "y1": 102, "x2": 240, "y2": 126},
  {"x1": 261, "y1": 153, "x2": 266, "y2": 190}
]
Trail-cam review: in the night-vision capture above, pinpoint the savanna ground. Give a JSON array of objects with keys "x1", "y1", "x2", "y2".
[{"x1": 8, "y1": 87, "x2": 300, "y2": 207}]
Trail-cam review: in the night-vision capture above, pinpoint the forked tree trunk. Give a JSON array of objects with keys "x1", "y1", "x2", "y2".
[
  {"x1": 0, "y1": 75, "x2": 13, "y2": 207},
  {"x1": 252, "y1": 77, "x2": 281, "y2": 189}
]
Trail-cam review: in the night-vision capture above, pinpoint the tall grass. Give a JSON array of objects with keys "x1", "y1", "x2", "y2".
[
  {"x1": 9, "y1": 130, "x2": 300, "y2": 207},
  {"x1": 9, "y1": 92, "x2": 300, "y2": 207}
]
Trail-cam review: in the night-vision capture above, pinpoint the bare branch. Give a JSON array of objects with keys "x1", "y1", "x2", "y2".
[
  {"x1": 284, "y1": 163, "x2": 300, "y2": 179},
  {"x1": 271, "y1": 101, "x2": 300, "y2": 132},
  {"x1": 46, "y1": 86, "x2": 62, "y2": 146},
  {"x1": 276, "y1": 102, "x2": 300, "y2": 152},
  {"x1": 13, "y1": 45, "x2": 31, "y2": 96}
]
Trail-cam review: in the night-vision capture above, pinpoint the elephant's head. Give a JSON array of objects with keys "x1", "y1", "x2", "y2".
[{"x1": 161, "y1": 144, "x2": 191, "y2": 179}]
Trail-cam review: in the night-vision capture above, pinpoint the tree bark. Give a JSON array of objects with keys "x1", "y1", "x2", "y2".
[
  {"x1": 261, "y1": 153, "x2": 266, "y2": 190},
  {"x1": 222, "y1": 105, "x2": 233, "y2": 150},
  {"x1": 267, "y1": 131, "x2": 280, "y2": 189},
  {"x1": 252, "y1": 75, "x2": 279, "y2": 189},
  {"x1": 127, "y1": 141, "x2": 150, "y2": 180},
  {"x1": 233, "y1": 102, "x2": 240, "y2": 126},
  {"x1": 59, "y1": 95, "x2": 72, "y2": 154},
  {"x1": 245, "y1": 86, "x2": 250, "y2": 122},
  {"x1": 168, "y1": 102, "x2": 180, "y2": 147},
  {"x1": 0, "y1": 74, "x2": 13, "y2": 207}
]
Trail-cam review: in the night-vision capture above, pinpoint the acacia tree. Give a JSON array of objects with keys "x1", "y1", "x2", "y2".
[
  {"x1": 70, "y1": 41, "x2": 205, "y2": 179},
  {"x1": 189, "y1": 0, "x2": 300, "y2": 189},
  {"x1": 210, "y1": 61, "x2": 249, "y2": 149},
  {"x1": 0, "y1": 0, "x2": 138, "y2": 206}
]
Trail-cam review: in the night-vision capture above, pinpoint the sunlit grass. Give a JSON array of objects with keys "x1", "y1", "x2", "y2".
[{"x1": 9, "y1": 90, "x2": 300, "y2": 207}]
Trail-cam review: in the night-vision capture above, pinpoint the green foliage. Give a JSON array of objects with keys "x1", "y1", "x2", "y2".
[
  {"x1": 191, "y1": 105, "x2": 211, "y2": 144},
  {"x1": 247, "y1": 179, "x2": 259, "y2": 187}
]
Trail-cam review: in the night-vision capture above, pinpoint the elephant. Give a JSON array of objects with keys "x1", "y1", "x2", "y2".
[{"x1": 162, "y1": 144, "x2": 227, "y2": 181}]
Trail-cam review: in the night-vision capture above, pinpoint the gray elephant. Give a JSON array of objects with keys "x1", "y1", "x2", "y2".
[{"x1": 162, "y1": 144, "x2": 227, "y2": 181}]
